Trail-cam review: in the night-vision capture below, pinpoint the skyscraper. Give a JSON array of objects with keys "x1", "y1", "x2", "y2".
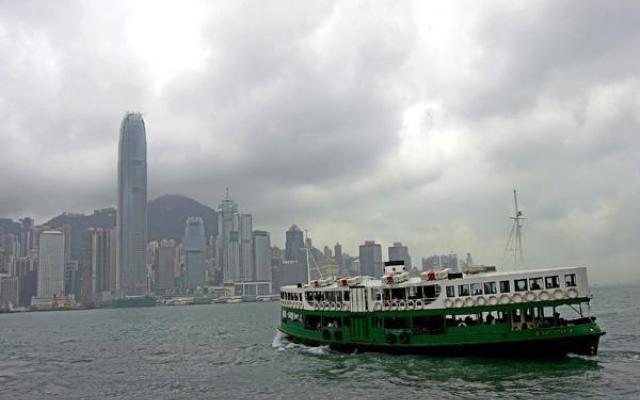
[
  {"x1": 37, "y1": 230, "x2": 65, "y2": 300},
  {"x1": 285, "y1": 225, "x2": 304, "y2": 262},
  {"x1": 238, "y1": 213, "x2": 253, "y2": 282},
  {"x1": 117, "y1": 112, "x2": 148, "y2": 296},
  {"x1": 217, "y1": 195, "x2": 241, "y2": 284},
  {"x1": 81, "y1": 228, "x2": 113, "y2": 305},
  {"x1": 253, "y1": 230, "x2": 271, "y2": 282},
  {"x1": 359, "y1": 240, "x2": 383, "y2": 277},
  {"x1": 183, "y1": 217, "x2": 206, "y2": 289},
  {"x1": 388, "y1": 242, "x2": 412, "y2": 269}
]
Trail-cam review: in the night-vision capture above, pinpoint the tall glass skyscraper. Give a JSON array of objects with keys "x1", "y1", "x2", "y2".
[
  {"x1": 183, "y1": 217, "x2": 206, "y2": 289},
  {"x1": 117, "y1": 113, "x2": 148, "y2": 296}
]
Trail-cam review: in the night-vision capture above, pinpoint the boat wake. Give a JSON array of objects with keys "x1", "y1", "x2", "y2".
[{"x1": 272, "y1": 330, "x2": 332, "y2": 355}]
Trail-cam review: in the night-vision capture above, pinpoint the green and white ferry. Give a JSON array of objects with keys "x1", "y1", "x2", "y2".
[{"x1": 278, "y1": 262, "x2": 605, "y2": 357}]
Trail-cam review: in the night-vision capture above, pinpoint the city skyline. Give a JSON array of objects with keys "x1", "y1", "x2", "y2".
[{"x1": 1, "y1": 2, "x2": 639, "y2": 285}]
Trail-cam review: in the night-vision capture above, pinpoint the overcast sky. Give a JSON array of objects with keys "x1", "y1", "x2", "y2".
[{"x1": 1, "y1": 0, "x2": 638, "y2": 284}]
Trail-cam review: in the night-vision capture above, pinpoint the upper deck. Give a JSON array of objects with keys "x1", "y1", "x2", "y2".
[{"x1": 280, "y1": 266, "x2": 591, "y2": 313}]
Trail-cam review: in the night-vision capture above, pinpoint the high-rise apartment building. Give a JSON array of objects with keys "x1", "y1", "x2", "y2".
[
  {"x1": 183, "y1": 217, "x2": 206, "y2": 289},
  {"x1": 117, "y1": 112, "x2": 148, "y2": 296},
  {"x1": 37, "y1": 230, "x2": 65, "y2": 300},
  {"x1": 359, "y1": 240, "x2": 383, "y2": 277}
]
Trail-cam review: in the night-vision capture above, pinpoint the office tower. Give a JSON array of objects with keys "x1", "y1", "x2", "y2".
[
  {"x1": 388, "y1": 242, "x2": 412, "y2": 269},
  {"x1": 217, "y1": 195, "x2": 238, "y2": 284},
  {"x1": 183, "y1": 217, "x2": 206, "y2": 289},
  {"x1": 323, "y1": 246, "x2": 332, "y2": 259},
  {"x1": 334, "y1": 242, "x2": 346, "y2": 275},
  {"x1": 117, "y1": 112, "x2": 148, "y2": 296},
  {"x1": 253, "y1": 230, "x2": 271, "y2": 282},
  {"x1": 238, "y1": 214, "x2": 253, "y2": 282},
  {"x1": 37, "y1": 230, "x2": 65, "y2": 299},
  {"x1": 285, "y1": 225, "x2": 304, "y2": 262},
  {"x1": 359, "y1": 240, "x2": 383, "y2": 277},
  {"x1": 81, "y1": 228, "x2": 112, "y2": 305}
]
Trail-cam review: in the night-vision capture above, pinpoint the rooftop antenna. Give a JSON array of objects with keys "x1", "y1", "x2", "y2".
[
  {"x1": 303, "y1": 229, "x2": 323, "y2": 283},
  {"x1": 502, "y1": 189, "x2": 525, "y2": 269}
]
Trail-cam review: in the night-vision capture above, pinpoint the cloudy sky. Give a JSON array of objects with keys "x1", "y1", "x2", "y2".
[{"x1": 1, "y1": 0, "x2": 638, "y2": 284}]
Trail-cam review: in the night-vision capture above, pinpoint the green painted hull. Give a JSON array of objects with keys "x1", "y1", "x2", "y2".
[{"x1": 279, "y1": 298, "x2": 605, "y2": 357}]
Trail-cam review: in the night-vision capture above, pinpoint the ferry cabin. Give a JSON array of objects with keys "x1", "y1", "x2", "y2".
[{"x1": 279, "y1": 266, "x2": 604, "y2": 356}]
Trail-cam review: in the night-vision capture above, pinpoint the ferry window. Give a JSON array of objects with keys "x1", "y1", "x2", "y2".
[
  {"x1": 415, "y1": 286, "x2": 424, "y2": 299},
  {"x1": 484, "y1": 282, "x2": 497, "y2": 295},
  {"x1": 470, "y1": 283, "x2": 483, "y2": 296},
  {"x1": 344, "y1": 291, "x2": 350, "y2": 301},
  {"x1": 499, "y1": 280, "x2": 510, "y2": 293},
  {"x1": 514, "y1": 279, "x2": 528, "y2": 292},
  {"x1": 458, "y1": 284, "x2": 470, "y2": 296},
  {"x1": 424, "y1": 285, "x2": 437, "y2": 298},
  {"x1": 564, "y1": 274, "x2": 577, "y2": 287},
  {"x1": 391, "y1": 288, "x2": 405, "y2": 300},
  {"x1": 529, "y1": 277, "x2": 543, "y2": 290},
  {"x1": 446, "y1": 286, "x2": 455, "y2": 298},
  {"x1": 545, "y1": 275, "x2": 560, "y2": 289}
]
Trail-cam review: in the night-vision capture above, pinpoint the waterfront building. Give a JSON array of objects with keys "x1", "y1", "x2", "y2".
[
  {"x1": 0, "y1": 276, "x2": 19, "y2": 309},
  {"x1": 183, "y1": 217, "x2": 206, "y2": 289},
  {"x1": 388, "y1": 242, "x2": 412, "y2": 269},
  {"x1": 253, "y1": 230, "x2": 272, "y2": 283},
  {"x1": 116, "y1": 112, "x2": 148, "y2": 296},
  {"x1": 36, "y1": 230, "x2": 65, "y2": 300},
  {"x1": 359, "y1": 240, "x2": 383, "y2": 277}
]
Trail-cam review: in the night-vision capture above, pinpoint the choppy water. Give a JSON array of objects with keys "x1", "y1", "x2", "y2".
[{"x1": 0, "y1": 286, "x2": 638, "y2": 399}]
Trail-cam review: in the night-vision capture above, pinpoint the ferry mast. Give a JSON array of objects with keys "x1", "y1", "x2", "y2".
[{"x1": 503, "y1": 189, "x2": 525, "y2": 268}]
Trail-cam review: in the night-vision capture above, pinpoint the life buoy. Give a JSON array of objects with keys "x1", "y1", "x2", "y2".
[
  {"x1": 323, "y1": 301, "x2": 330, "y2": 309},
  {"x1": 476, "y1": 296, "x2": 487, "y2": 306},
  {"x1": 525, "y1": 292, "x2": 537, "y2": 302},
  {"x1": 567, "y1": 288, "x2": 579, "y2": 298},
  {"x1": 454, "y1": 298, "x2": 464, "y2": 308},
  {"x1": 415, "y1": 299, "x2": 423, "y2": 309},
  {"x1": 464, "y1": 298, "x2": 476, "y2": 307},
  {"x1": 554, "y1": 289, "x2": 565, "y2": 300},
  {"x1": 500, "y1": 294, "x2": 511, "y2": 304},
  {"x1": 384, "y1": 300, "x2": 391, "y2": 310},
  {"x1": 373, "y1": 302, "x2": 382, "y2": 311},
  {"x1": 391, "y1": 300, "x2": 399, "y2": 310},
  {"x1": 399, "y1": 300, "x2": 406, "y2": 310},
  {"x1": 407, "y1": 300, "x2": 415, "y2": 309},
  {"x1": 488, "y1": 296, "x2": 498, "y2": 306},
  {"x1": 444, "y1": 299, "x2": 453, "y2": 308},
  {"x1": 512, "y1": 294, "x2": 523, "y2": 303},
  {"x1": 539, "y1": 291, "x2": 550, "y2": 301}
]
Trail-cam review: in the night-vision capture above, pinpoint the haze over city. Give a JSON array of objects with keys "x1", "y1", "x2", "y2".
[{"x1": 1, "y1": 0, "x2": 638, "y2": 285}]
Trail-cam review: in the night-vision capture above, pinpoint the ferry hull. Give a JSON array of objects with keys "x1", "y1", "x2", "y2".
[{"x1": 279, "y1": 327, "x2": 603, "y2": 357}]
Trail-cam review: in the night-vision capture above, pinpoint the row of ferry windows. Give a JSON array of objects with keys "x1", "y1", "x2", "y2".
[{"x1": 446, "y1": 274, "x2": 577, "y2": 298}]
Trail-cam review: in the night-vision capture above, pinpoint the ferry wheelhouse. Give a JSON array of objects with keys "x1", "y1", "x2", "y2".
[{"x1": 278, "y1": 262, "x2": 605, "y2": 357}]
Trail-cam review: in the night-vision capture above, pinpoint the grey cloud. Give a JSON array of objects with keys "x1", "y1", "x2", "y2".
[{"x1": 0, "y1": 1, "x2": 638, "y2": 284}]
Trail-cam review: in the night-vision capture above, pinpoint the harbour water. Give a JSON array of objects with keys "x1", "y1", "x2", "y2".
[{"x1": 0, "y1": 285, "x2": 638, "y2": 399}]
